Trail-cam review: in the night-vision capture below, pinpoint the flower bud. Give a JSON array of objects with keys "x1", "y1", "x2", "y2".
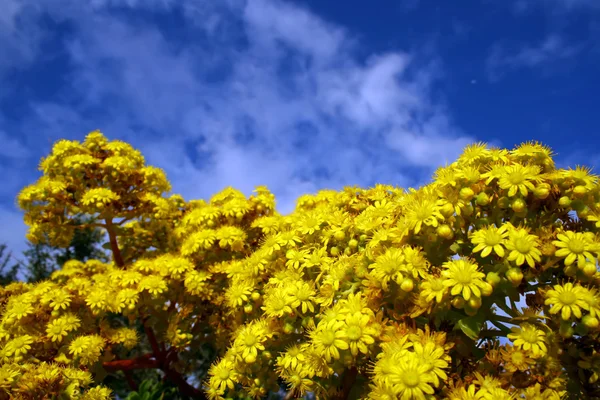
[
  {"x1": 400, "y1": 278, "x2": 414, "y2": 292},
  {"x1": 497, "y1": 196, "x2": 509, "y2": 209},
  {"x1": 468, "y1": 296, "x2": 482, "y2": 309},
  {"x1": 436, "y1": 224, "x2": 454, "y2": 240},
  {"x1": 573, "y1": 185, "x2": 587, "y2": 198},
  {"x1": 330, "y1": 246, "x2": 340, "y2": 256},
  {"x1": 486, "y1": 272, "x2": 501, "y2": 287},
  {"x1": 505, "y1": 268, "x2": 523, "y2": 287},
  {"x1": 476, "y1": 192, "x2": 490, "y2": 206},
  {"x1": 334, "y1": 231, "x2": 345, "y2": 241},
  {"x1": 558, "y1": 196, "x2": 571, "y2": 208},
  {"x1": 583, "y1": 315, "x2": 600, "y2": 329},
  {"x1": 582, "y1": 262, "x2": 597, "y2": 277},
  {"x1": 460, "y1": 187, "x2": 475, "y2": 201},
  {"x1": 480, "y1": 282, "x2": 494, "y2": 297},
  {"x1": 440, "y1": 203, "x2": 455, "y2": 218},
  {"x1": 511, "y1": 198, "x2": 527, "y2": 213},
  {"x1": 348, "y1": 239, "x2": 359, "y2": 249},
  {"x1": 533, "y1": 185, "x2": 550, "y2": 199},
  {"x1": 451, "y1": 297, "x2": 465, "y2": 309}
]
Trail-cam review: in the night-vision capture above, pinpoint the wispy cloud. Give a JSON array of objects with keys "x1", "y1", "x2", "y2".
[
  {"x1": 0, "y1": 0, "x2": 475, "y2": 256},
  {"x1": 514, "y1": 0, "x2": 600, "y2": 14},
  {"x1": 486, "y1": 34, "x2": 582, "y2": 81}
]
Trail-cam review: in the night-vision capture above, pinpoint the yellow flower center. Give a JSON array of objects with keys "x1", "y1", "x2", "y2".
[
  {"x1": 455, "y1": 270, "x2": 473, "y2": 284},
  {"x1": 402, "y1": 371, "x2": 421, "y2": 388},
  {"x1": 511, "y1": 351, "x2": 525, "y2": 364},
  {"x1": 558, "y1": 291, "x2": 577, "y2": 306},
  {"x1": 415, "y1": 209, "x2": 432, "y2": 221},
  {"x1": 485, "y1": 232, "x2": 503, "y2": 245},
  {"x1": 514, "y1": 237, "x2": 532, "y2": 254},
  {"x1": 244, "y1": 334, "x2": 258, "y2": 347},
  {"x1": 567, "y1": 239, "x2": 585, "y2": 254},
  {"x1": 321, "y1": 330, "x2": 336, "y2": 346},
  {"x1": 218, "y1": 368, "x2": 231, "y2": 380},
  {"x1": 507, "y1": 171, "x2": 525, "y2": 185},
  {"x1": 431, "y1": 280, "x2": 444, "y2": 291},
  {"x1": 520, "y1": 329, "x2": 539, "y2": 344},
  {"x1": 346, "y1": 325, "x2": 363, "y2": 341},
  {"x1": 288, "y1": 347, "x2": 300, "y2": 357}
]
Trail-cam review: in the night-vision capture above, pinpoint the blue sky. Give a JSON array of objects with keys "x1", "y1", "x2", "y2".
[{"x1": 0, "y1": 0, "x2": 599, "y2": 257}]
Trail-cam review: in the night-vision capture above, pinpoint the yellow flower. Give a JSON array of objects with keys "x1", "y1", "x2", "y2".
[
  {"x1": 81, "y1": 188, "x2": 120, "y2": 207},
  {"x1": 183, "y1": 270, "x2": 212, "y2": 296},
  {"x1": 208, "y1": 357, "x2": 238, "y2": 392},
  {"x1": 215, "y1": 226, "x2": 246, "y2": 250},
  {"x1": 583, "y1": 288, "x2": 600, "y2": 318},
  {"x1": 81, "y1": 386, "x2": 113, "y2": 400},
  {"x1": 181, "y1": 229, "x2": 217, "y2": 255},
  {"x1": 46, "y1": 319, "x2": 70, "y2": 342},
  {"x1": 552, "y1": 231, "x2": 596, "y2": 267},
  {"x1": 277, "y1": 344, "x2": 307, "y2": 370},
  {"x1": 387, "y1": 352, "x2": 436, "y2": 399},
  {"x1": 470, "y1": 225, "x2": 508, "y2": 258},
  {"x1": 339, "y1": 312, "x2": 377, "y2": 356},
  {"x1": 233, "y1": 321, "x2": 270, "y2": 364},
  {"x1": 85, "y1": 289, "x2": 109, "y2": 312},
  {"x1": 4, "y1": 301, "x2": 34, "y2": 323},
  {"x1": 139, "y1": 275, "x2": 167, "y2": 296},
  {"x1": 498, "y1": 164, "x2": 540, "y2": 197},
  {"x1": 412, "y1": 341, "x2": 448, "y2": 386},
  {"x1": 441, "y1": 259, "x2": 487, "y2": 301},
  {"x1": 544, "y1": 282, "x2": 590, "y2": 320},
  {"x1": 262, "y1": 288, "x2": 294, "y2": 318},
  {"x1": 287, "y1": 281, "x2": 316, "y2": 314},
  {"x1": 500, "y1": 346, "x2": 535, "y2": 372},
  {"x1": 0, "y1": 364, "x2": 20, "y2": 388},
  {"x1": 3, "y1": 335, "x2": 34, "y2": 360},
  {"x1": 446, "y1": 384, "x2": 486, "y2": 400},
  {"x1": 310, "y1": 320, "x2": 349, "y2": 362},
  {"x1": 369, "y1": 248, "x2": 405, "y2": 290},
  {"x1": 404, "y1": 195, "x2": 444, "y2": 234},
  {"x1": 507, "y1": 324, "x2": 547, "y2": 357},
  {"x1": 225, "y1": 282, "x2": 253, "y2": 308},
  {"x1": 285, "y1": 248, "x2": 310, "y2": 270},
  {"x1": 367, "y1": 380, "x2": 401, "y2": 400},
  {"x1": 68, "y1": 335, "x2": 105, "y2": 365},
  {"x1": 505, "y1": 228, "x2": 542, "y2": 268},
  {"x1": 47, "y1": 289, "x2": 72, "y2": 311},
  {"x1": 420, "y1": 276, "x2": 448, "y2": 304}
]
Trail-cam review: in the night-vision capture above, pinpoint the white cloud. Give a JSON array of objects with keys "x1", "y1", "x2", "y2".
[
  {"x1": 486, "y1": 34, "x2": 582, "y2": 80},
  {"x1": 0, "y1": 0, "x2": 474, "y2": 223}
]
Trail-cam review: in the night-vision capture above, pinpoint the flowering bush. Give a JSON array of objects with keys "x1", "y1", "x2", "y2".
[{"x1": 1, "y1": 131, "x2": 599, "y2": 400}]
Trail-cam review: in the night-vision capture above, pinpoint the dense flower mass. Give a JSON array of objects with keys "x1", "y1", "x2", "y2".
[{"x1": 1, "y1": 132, "x2": 599, "y2": 399}]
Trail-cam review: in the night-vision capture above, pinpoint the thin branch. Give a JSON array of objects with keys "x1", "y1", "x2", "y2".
[
  {"x1": 104, "y1": 218, "x2": 125, "y2": 267},
  {"x1": 102, "y1": 353, "x2": 158, "y2": 372}
]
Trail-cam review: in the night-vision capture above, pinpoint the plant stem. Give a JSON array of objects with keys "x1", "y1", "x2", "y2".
[{"x1": 104, "y1": 218, "x2": 125, "y2": 267}]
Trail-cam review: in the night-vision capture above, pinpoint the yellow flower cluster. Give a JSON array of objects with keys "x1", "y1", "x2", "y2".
[{"x1": 2, "y1": 133, "x2": 599, "y2": 399}]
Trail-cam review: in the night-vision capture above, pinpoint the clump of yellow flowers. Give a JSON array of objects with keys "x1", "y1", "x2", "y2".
[{"x1": 1, "y1": 132, "x2": 599, "y2": 399}]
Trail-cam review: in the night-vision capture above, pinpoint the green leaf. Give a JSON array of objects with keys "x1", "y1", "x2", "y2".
[{"x1": 457, "y1": 313, "x2": 485, "y2": 340}]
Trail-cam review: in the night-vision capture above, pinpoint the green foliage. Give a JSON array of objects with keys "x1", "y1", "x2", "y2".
[{"x1": 124, "y1": 377, "x2": 182, "y2": 400}]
